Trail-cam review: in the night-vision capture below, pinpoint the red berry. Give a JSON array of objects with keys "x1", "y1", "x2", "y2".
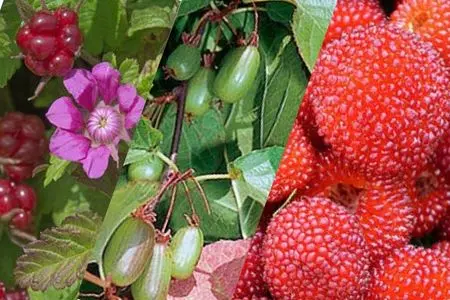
[
  {"x1": 29, "y1": 11, "x2": 58, "y2": 34},
  {"x1": 55, "y1": 7, "x2": 78, "y2": 26},
  {"x1": 324, "y1": 0, "x2": 386, "y2": 45},
  {"x1": 438, "y1": 209, "x2": 450, "y2": 241},
  {"x1": 436, "y1": 132, "x2": 450, "y2": 181},
  {"x1": 4, "y1": 165, "x2": 35, "y2": 183},
  {"x1": 367, "y1": 246, "x2": 450, "y2": 299},
  {"x1": 47, "y1": 50, "x2": 74, "y2": 77},
  {"x1": 232, "y1": 227, "x2": 270, "y2": 300},
  {"x1": 14, "y1": 184, "x2": 37, "y2": 211},
  {"x1": 0, "y1": 135, "x2": 19, "y2": 157},
  {"x1": 392, "y1": 0, "x2": 450, "y2": 66},
  {"x1": 0, "y1": 194, "x2": 19, "y2": 215},
  {"x1": 409, "y1": 165, "x2": 450, "y2": 237},
  {"x1": 267, "y1": 117, "x2": 318, "y2": 203},
  {"x1": 0, "y1": 179, "x2": 13, "y2": 196},
  {"x1": 0, "y1": 282, "x2": 5, "y2": 299},
  {"x1": 432, "y1": 241, "x2": 450, "y2": 257},
  {"x1": 24, "y1": 56, "x2": 49, "y2": 77},
  {"x1": 58, "y1": 24, "x2": 83, "y2": 53},
  {"x1": 28, "y1": 35, "x2": 57, "y2": 61},
  {"x1": 262, "y1": 197, "x2": 370, "y2": 299},
  {"x1": 22, "y1": 115, "x2": 46, "y2": 140},
  {"x1": 11, "y1": 211, "x2": 32, "y2": 230},
  {"x1": 307, "y1": 24, "x2": 449, "y2": 179},
  {"x1": 15, "y1": 25, "x2": 32, "y2": 54}
]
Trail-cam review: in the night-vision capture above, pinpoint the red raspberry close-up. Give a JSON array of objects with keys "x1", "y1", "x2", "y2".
[
  {"x1": 367, "y1": 245, "x2": 450, "y2": 299},
  {"x1": 262, "y1": 197, "x2": 371, "y2": 299},
  {"x1": 391, "y1": 0, "x2": 450, "y2": 66},
  {"x1": 16, "y1": 7, "x2": 83, "y2": 77},
  {"x1": 323, "y1": 0, "x2": 386, "y2": 45},
  {"x1": 0, "y1": 179, "x2": 37, "y2": 230},
  {"x1": 0, "y1": 112, "x2": 48, "y2": 182},
  {"x1": 307, "y1": 23, "x2": 449, "y2": 180}
]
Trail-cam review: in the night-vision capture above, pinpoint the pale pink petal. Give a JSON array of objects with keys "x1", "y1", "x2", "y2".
[
  {"x1": 118, "y1": 84, "x2": 137, "y2": 113},
  {"x1": 92, "y1": 62, "x2": 120, "y2": 104},
  {"x1": 125, "y1": 96, "x2": 145, "y2": 129},
  {"x1": 64, "y1": 69, "x2": 98, "y2": 111},
  {"x1": 46, "y1": 97, "x2": 84, "y2": 131},
  {"x1": 81, "y1": 145, "x2": 111, "y2": 179},
  {"x1": 49, "y1": 129, "x2": 90, "y2": 162}
]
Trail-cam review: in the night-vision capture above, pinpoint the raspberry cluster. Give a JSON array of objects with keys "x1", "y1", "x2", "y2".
[
  {"x1": 0, "y1": 179, "x2": 37, "y2": 230},
  {"x1": 236, "y1": 0, "x2": 450, "y2": 298},
  {"x1": 0, "y1": 112, "x2": 47, "y2": 182},
  {"x1": 16, "y1": 7, "x2": 83, "y2": 77}
]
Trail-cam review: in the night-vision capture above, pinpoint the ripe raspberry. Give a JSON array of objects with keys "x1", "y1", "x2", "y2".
[
  {"x1": 356, "y1": 181, "x2": 415, "y2": 261},
  {"x1": 391, "y1": 0, "x2": 450, "y2": 66},
  {"x1": 323, "y1": 0, "x2": 386, "y2": 45},
  {"x1": 262, "y1": 197, "x2": 370, "y2": 299},
  {"x1": 409, "y1": 165, "x2": 450, "y2": 237},
  {"x1": 0, "y1": 179, "x2": 36, "y2": 230},
  {"x1": 437, "y1": 208, "x2": 450, "y2": 240},
  {"x1": 267, "y1": 117, "x2": 318, "y2": 203},
  {"x1": 432, "y1": 241, "x2": 450, "y2": 257},
  {"x1": 367, "y1": 245, "x2": 450, "y2": 299},
  {"x1": 0, "y1": 282, "x2": 5, "y2": 299},
  {"x1": 307, "y1": 24, "x2": 449, "y2": 179},
  {"x1": 0, "y1": 112, "x2": 48, "y2": 181},
  {"x1": 15, "y1": 7, "x2": 82, "y2": 77},
  {"x1": 232, "y1": 227, "x2": 270, "y2": 300},
  {"x1": 436, "y1": 132, "x2": 450, "y2": 181}
]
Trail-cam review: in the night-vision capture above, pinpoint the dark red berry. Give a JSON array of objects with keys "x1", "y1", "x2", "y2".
[
  {"x1": 24, "y1": 56, "x2": 48, "y2": 77},
  {"x1": 0, "y1": 194, "x2": 19, "y2": 215},
  {"x1": 0, "y1": 282, "x2": 5, "y2": 299},
  {"x1": 15, "y1": 25, "x2": 32, "y2": 54},
  {"x1": 28, "y1": 35, "x2": 57, "y2": 60},
  {"x1": 15, "y1": 184, "x2": 37, "y2": 211},
  {"x1": 29, "y1": 11, "x2": 58, "y2": 34},
  {"x1": 0, "y1": 179, "x2": 12, "y2": 196},
  {"x1": 21, "y1": 115, "x2": 46, "y2": 140},
  {"x1": 58, "y1": 25, "x2": 83, "y2": 53},
  {"x1": 55, "y1": 7, "x2": 78, "y2": 26},
  {"x1": 4, "y1": 165, "x2": 35, "y2": 183},
  {"x1": 47, "y1": 50, "x2": 74, "y2": 76},
  {"x1": 11, "y1": 211, "x2": 32, "y2": 230}
]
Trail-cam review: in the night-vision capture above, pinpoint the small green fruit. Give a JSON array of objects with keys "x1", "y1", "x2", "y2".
[
  {"x1": 127, "y1": 155, "x2": 164, "y2": 182},
  {"x1": 166, "y1": 44, "x2": 201, "y2": 81},
  {"x1": 131, "y1": 242, "x2": 173, "y2": 300},
  {"x1": 185, "y1": 67, "x2": 216, "y2": 117},
  {"x1": 103, "y1": 217, "x2": 155, "y2": 287},
  {"x1": 213, "y1": 45, "x2": 261, "y2": 103},
  {"x1": 170, "y1": 226, "x2": 204, "y2": 280}
]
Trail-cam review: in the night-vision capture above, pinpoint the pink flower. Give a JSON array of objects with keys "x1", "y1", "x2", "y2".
[{"x1": 46, "y1": 62, "x2": 145, "y2": 179}]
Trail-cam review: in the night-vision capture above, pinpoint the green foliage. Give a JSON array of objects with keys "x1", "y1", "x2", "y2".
[
  {"x1": 44, "y1": 155, "x2": 76, "y2": 187},
  {"x1": 27, "y1": 283, "x2": 80, "y2": 300},
  {"x1": 14, "y1": 212, "x2": 102, "y2": 291}
]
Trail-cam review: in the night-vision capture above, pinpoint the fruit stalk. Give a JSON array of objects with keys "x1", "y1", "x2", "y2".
[{"x1": 167, "y1": 84, "x2": 187, "y2": 172}]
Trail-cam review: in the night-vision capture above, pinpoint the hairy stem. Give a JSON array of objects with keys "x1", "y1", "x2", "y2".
[
  {"x1": 84, "y1": 271, "x2": 107, "y2": 289},
  {"x1": 195, "y1": 174, "x2": 232, "y2": 182}
]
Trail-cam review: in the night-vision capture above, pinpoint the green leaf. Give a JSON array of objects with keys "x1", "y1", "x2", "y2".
[
  {"x1": 0, "y1": 235, "x2": 22, "y2": 288},
  {"x1": 136, "y1": 58, "x2": 160, "y2": 99},
  {"x1": 123, "y1": 149, "x2": 154, "y2": 166},
  {"x1": 14, "y1": 212, "x2": 102, "y2": 291},
  {"x1": 119, "y1": 58, "x2": 140, "y2": 84},
  {"x1": 156, "y1": 180, "x2": 241, "y2": 242},
  {"x1": 160, "y1": 106, "x2": 227, "y2": 174},
  {"x1": 178, "y1": 0, "x2": 210, "y2": 16},
  {"x1": 257, "y1": 21, "x2": 308, "y2": 147},
  {"x1": 28, "y1": 282, "x2": 80, "y2": 300},
  {"x1": 92, "y1": 181, "x2": 160, "y2": 274},
  {"x1": 291, "y1": 0, "x2": 336, "y2": 71},
  {"x1": 102, "y1": 52, "x2": 118, "y2": 68},
  {"x1": 130, "y1": 118, "x2": 163, "y2": 150},
  {"x1": 44, "y1": 155, "x2": 76, "y2": 187},
  {"x1": 0, "y1": 0, "x2": 22, "y2": 87},
  {"x1": 266, "y1": 2, "x2": 295, "y2": 25},
  {"x1": 127, "y1": 1, "x2": 176, "y2": 36},
  {"x1": 231, "y1": 147, "x2": 284, "y2": 205}
]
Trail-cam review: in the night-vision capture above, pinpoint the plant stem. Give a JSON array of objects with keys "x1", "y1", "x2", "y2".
[
  {"x1": 15, "y1": 0, "x2": 35, "y2": 21},
  {"x1": 40, "y1": 0, "x2": 48, "y2": 10},
  {"x1": 167, "y1": 84, "x2": 187, "y2": 169},
  {"x1": 9, "y1": 228, "x2": 37, "y2": 243},
  {"x1": 161, "y1": 186, "x2": 177, "y2": 233},
  {"x1": 79, "y1": 49, "x2": 100, "y2": 66},
  {"x1": 229, "y1": 6, "x2": 268, "y2": 15},
  {"x1": 84, "y1": 271, "x2": 107, "y2": 289},
  {"x1": 156, "y1": 151, "x2": 179, "y2": 173},
  {"x1": 195, "y1": 174, "x2": 232, "y2": 182}
]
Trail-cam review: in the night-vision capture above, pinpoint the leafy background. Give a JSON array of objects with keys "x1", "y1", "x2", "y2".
[{"x1": 0, "y1": 0, "x2": 336, "y2": 298}]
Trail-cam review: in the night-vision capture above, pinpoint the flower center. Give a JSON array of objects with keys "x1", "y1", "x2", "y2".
[{"x1": 87, "y1": 106, "x2": 121, "y2": 144}]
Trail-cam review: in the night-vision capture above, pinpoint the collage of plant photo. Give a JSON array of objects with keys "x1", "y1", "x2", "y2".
[{"x1": 0, "y1": 0, "x2": 449, "y2": 299}]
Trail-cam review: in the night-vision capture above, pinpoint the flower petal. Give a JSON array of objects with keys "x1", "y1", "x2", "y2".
[
  {"x1": 118, "y1": 84, "x2": 137, "y2": 113},
  {"x1": 46, "y1": 97, "x2": 84, "y2": 131},
  {"x1": 64, "y1": 69, "x2": 98, "y2": 111},
  {"x1": 49, "y1": 129, "x2": 90, "y2": 162},
  {"x1": 81, "y1": 145, "x2": 111, "y2": 179},
  {"x1": 92, "y1": 62, "x2": 120, "y2": 104},
  {"x1": 125, "y1": 96, "x2": 145, "y2": 129}
]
